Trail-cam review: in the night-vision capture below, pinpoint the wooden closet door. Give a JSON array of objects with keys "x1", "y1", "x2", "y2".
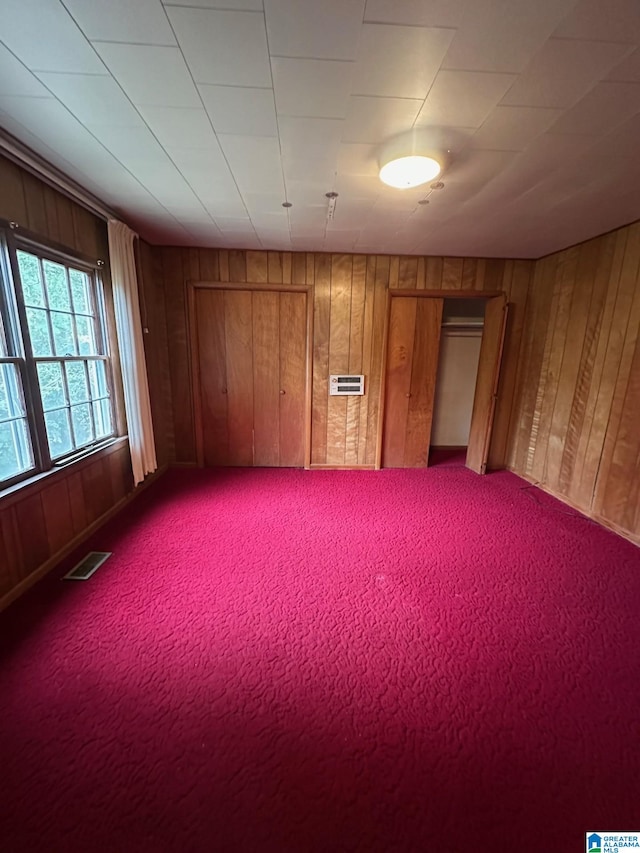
[
  {"x1": 194, "y1": 288, "x2": 307, "y2": 468},
  {"x1": 382, "y1": 296, "x2": 443, "y2": 467},
  {"x1": 466, "y1": 294, "x2": 508, "y2": 474}
]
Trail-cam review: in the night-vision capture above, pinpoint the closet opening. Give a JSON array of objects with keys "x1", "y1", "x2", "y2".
[{"x1": 429, "y1": 299, "x2": 485, "y2": 467}]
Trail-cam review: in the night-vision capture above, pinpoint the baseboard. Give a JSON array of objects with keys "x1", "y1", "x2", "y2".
[
  {"x1": 308, "y1": 464, "x2": 376, "y2": 470},
  {"x1": 508, "y1": 467, "x2": 640, "y2": 548},
  {"x1": 0, "y1": 464, "x2": 169, "y2": 613}
]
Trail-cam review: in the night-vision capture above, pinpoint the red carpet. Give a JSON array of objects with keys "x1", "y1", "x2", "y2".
[{"x1": 1, "y1": 465, "x2": 639, "y2": 852}]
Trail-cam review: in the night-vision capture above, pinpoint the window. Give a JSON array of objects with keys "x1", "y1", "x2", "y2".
[{"x1": 0, "y1": 227, "x2": 116, "y2": 489}]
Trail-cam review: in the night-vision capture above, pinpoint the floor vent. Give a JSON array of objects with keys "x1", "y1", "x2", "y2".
[{"x1": 63, "y1": 551, "x2": 112, "y2": 581}]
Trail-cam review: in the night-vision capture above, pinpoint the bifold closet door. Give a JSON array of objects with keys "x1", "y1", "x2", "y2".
[
  {"x1": 466, "y1": 294, "x2": 508, "y2": 474},
  {"x1": 382, "y1": 296, "x2": 444, "y2": 467},
  {"x1": 194, "y1": 288, "x2": 307, "y2": 467}
]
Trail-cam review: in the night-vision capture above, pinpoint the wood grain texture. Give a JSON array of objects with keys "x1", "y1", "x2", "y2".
[
  {"x1": 466, "y1": 295, "x2": 508, "y2": 474},
  {"x1": 508, "y1": 221, "x2": 640, "y2": 542},
  {"x1": 0, "y1": 154, "x2": 138, "y2": 605},
  {"x1": 252, "y1": 291, "x2": 280, "y2": 466},
  {"x1": 279, "y1": 292, "x2": 307, "y2": 467},
  {"x1": 381, "y1": 296, "x2": 418, "y2": 467},
  {"x1": 194, "y1": 289, "x2": 229, "y2": 466}
]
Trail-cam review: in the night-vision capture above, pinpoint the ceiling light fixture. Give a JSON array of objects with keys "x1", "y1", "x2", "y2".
[{"x1": 379, "y1": 154, "x2": 442, "y2": 189}]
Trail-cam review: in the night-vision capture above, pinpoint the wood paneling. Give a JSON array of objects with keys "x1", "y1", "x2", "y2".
[
  {"x1": 508, "y1": 222, "x2": 640, "y2": 543},
  {"x1": 0, "y1": 153, "x2": 139, "y2": 608},
  {"x1": 161, "y1": 248, "x2": 530, "y2": 469}
]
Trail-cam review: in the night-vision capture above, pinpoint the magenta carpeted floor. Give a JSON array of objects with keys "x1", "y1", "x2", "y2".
[{"x1": 1, "y1": 462, "x2": 639, "y2": 852}]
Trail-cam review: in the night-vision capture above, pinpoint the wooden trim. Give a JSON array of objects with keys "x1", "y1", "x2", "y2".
[
  {"x1": 390, "y1": 289, "x2": 504, "y2": 299},
  {"x1": 304, "y1": 281, "x2": 314, "y2": 469},
  {"x1": 308, "y1": 464, "x2": 375, "y2": 470},
  {"x1": 186, "y1": 282, "x2": 205, "y2": 467},
  {"x1": 374, "y1": 288, "x2": 392, "y2": 469},
  {"x1": 0, "y1": 463, "x2": 167, "y2": 613},
  {"x1": 2, "y1": 219, "x2": 105, "y2": 266},
  {"x1": 190, "y1": 280, "x2": 309, "y2": 294}
]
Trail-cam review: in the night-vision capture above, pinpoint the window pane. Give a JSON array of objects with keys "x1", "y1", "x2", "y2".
[
  {"x1": 66, "y1": 361, "x2": 89, "y2": 404},
  {"x1": 0, "y1": 419, "x2": 34, "y2": 481},
  {"x1": 45, "y1": 408, "x2": 73, "y2": 458},
  {"x1": 51, "y1": 311, "x2": 76, "y2": 356},
  {"x1": 69, "y1": 269, "x2": 90, "y2": 314},
  {"x1": 37, "y1": 362, "x2": 66, "y2": 411},
  {"x1": 1, "y1": 362, "x2": 28, "y2": 420},
  {"x1": 93, "y1": 398, "x2": 112, "y2": 438},
  {"x1": 0, "y1": 313, "x2": 8, "y2": 357},
  {"x1": 71, "y1": 403, "x2": 94, "y2": 447},
  {"x1": 17, "y1": 251, "x2": 45, "y2": 307},
  {"x1": 43, "y1": 260, "x2": 71, "y2": 311},
  {"x1": 26, "y1": 307, "x2": 53, "y2": 356},
  {"x1": 87, "y1": 359, "x2": 108, "y2": 398},
  {"x1": 76, "y1": 314, "x2": 97, "y2": 355}
]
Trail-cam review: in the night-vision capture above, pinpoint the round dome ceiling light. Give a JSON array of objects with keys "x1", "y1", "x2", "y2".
[{"x1": 379, "y1": 154, "x2": 442, "y2": 189}]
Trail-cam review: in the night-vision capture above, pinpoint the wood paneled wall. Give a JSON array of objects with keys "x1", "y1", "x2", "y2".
[
  {"x1": 0, "y1": 153, "x2": 140, "y2": 608},
  {"x1": 508, "y1": 222, "x2": 640, "y2": 543},
  {"x1": 159, "y1": 248, "x2": 534, "y2": 468}
]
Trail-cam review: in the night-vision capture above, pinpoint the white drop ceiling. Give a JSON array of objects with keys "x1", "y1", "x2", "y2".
[{"x1": 1, "y1": 0, "x2": 640, "y2": 257}]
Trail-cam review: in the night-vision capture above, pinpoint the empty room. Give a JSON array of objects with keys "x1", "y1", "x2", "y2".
[{"x1": 1, "y1": 1, "x2": 639, "y2": 851}]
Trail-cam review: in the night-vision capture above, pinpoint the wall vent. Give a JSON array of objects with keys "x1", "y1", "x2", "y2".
[
  {"x1": 329, "y1": 375, "x2": 365, "y2": 396},
  {"x1": 63, "y1": 552, "x2": 112, "y2": 581}
]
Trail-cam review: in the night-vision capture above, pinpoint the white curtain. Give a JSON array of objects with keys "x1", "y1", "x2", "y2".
[{"x1": 107, "y1": 219, "x2": 157, "y2": 486}]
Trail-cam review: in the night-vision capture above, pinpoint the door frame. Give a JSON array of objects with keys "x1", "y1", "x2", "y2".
[
  {"x1": 376, "y1": 289, "x2": 506, "y2": 471},
  {"x1": 187, "y1": 280, "x2": 314, "y2": 469}
]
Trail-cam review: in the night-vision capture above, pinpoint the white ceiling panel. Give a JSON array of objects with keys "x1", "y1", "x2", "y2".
[
  {"x1": 214, "y1": 217, "x2": 254, "y2": 232},
  {"x1": 282, "y1": 156, "x2": 336, "y2": 186},
  {"x1": 264, "y1": 0, "x2": 366, "y2": 60},
  {"x1": 165, "y1": 145, "x2": 233, "y2": 182},
  {"x1": 336, "y1": 143, "x2": 379, "y2": 177},
  {"x1": 166, "y1": 7, "x2": 271, "y2": 87},
  {"x1": 352, "y1": 24, "x2": 455, "y2": 99},
  {"x1": 363, "y1": 0, "x2": 470, "y2": 28},
  {"x1": 272, "y1": 58, "x2": 353, "y2": 118},
  {"x1": 63, "y1": 0, "x2": 175, "y2": 45},
  {"x1": 242, "y1": 192, "x2": 289, "y2": 214},
  {"x1": 500, "y1": 39, "x2": 633, "y2": 109},
  {"x1": 93, "y1": 44, "x2": 200, "y2": 107},
  {"x1": 471, "y1": 106, "x2": 563, "y2": 151},
  {"x1": 553, "y1": 0, "x2": 640, "y2": 43},
  {"x1": 443, "y1": 0, "x2": 579, "y2": 73},
  {"x1": 165, "y1": 0, "x2": 263, "y2": 7},
  {"x1": 416, "y1": 70, "x2": 516, "y2": 129},
  {"x1": 199, "y1": 85, "x2": 277, "y2": 136},
  {"x1": 548, "y1": 81, "x2": 640, "y2": 136},
  {"x1": 0, "y1": 45, "x2": 50, "y2": 97},
  {"x1": 36, "y1": 73, "x2": 145, "y2": 127},
  {"x1": 0, "y1": 0, "x2": 105, "y2": 73},
  {"x1": 217, "y1": 135, "x2": 285, "y2": 194},
  {"x1": 279, "y1": 116, "x2": 343, "y2": 161},
  {"x1": 136, "y1": 106, "x2": 218, "y2": 149},
  {"x1": 342, "y1": 96, "x2": 423, "y2": 144}
]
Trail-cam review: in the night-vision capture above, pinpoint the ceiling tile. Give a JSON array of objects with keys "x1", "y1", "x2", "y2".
[
  {"x1": 165, "y1": 145, "x2": 234, "y2": 182},
  {"x1": 265, "y1": 0, "x2": 366, "y2": 60},
  {"x1": 336, "y1": 143, "x2": 379, "y2": 177},
  {"x1": 63, "y1": 0, "x2": 175, "y2": 45},
  {"x1": 352, "y1": 24, "x2": 455, "y2": 99},
  {"x1": 553, "y1": 0, "x2": 640, "y2": 42},
  {"x1": 214, "y1": 217, "x2": 254, "y2": 232},
  {"x1": 500, "y1": 38, "x2": 633, "y2": 109},
  {"x1": 165, "y1": 0, "x2": 263, "y2": 8},
  {"x1": 342, "y1": 96, "x2": 423, "y2": 144},
  {"x1": 364, "y1": 0, "x2": 469, "y2": 28},
  {"x1": 136, "y1": 106, "x2": 218, "y2": 149},
  {"x1": 166, "y1": 7, "x2": 271, "y2": 86},
  {"x1": 36, "y1": 73, "x2": 145, "y2": 127},
  {"x1": 470, "y1": 106, "x2": 563, "y2": 150},
  {"x1": 272, "y1": 58, "x2": 353, "y2": 118},
  {"x1": 0, "y1": 0, "x2": 105, "y2": 73},
  {"x1": 443, "y1": 0, "x2": 579, "y2": 73},
  {"x1": 279, "y1": 116, "x2": 343, "y2": 161},
  {"x1": 0, "y1": 45, "x2": 50, "y2": 97},
  {"x1": 282, "y1": 155, "x2": 336, "y2": 186},
  {"x1": 217, "y1": 135, "x2": 285, "y2": 194},
  {"x1": 416, "y1": 70, "x2": 516, "y2": 129},
  {"x1": 94, "y1": 43, "x2": 200, "y2": 107},
  {"x1": 607, "y1": 48, "x2": 640, "y2": 83},
  {"x1": 199, "y1": 85, "x2": 277, "y2": 136},
  {"x1": 548, "y1": 81, "x2": 640, "y2": 136}
]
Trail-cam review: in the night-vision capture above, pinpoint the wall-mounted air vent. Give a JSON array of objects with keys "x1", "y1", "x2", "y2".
[
  {"x1": 329, "y1": 375, "x2": 365, "y2": 396},
  {"x1": 63, "y1": 551, "x2": 112, "y2": 581}
]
